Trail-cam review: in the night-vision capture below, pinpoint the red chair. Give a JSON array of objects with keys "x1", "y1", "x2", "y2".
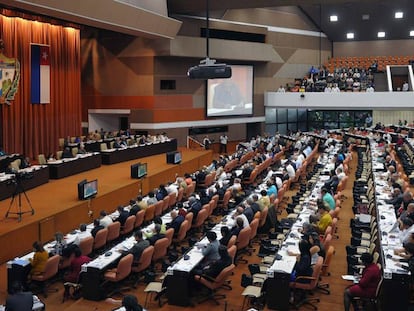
[
  {"x1": 79, "y1": 236, "x2": 94, "y2": 256},
  {"x1": 289, "y1": 256, "x2": 323, "y2": 309},
  {"x1": 194, "y1": 264, "x2": 236, "y2": 305},
  {"x1": 103, "y1": 254, "x2": 134, "y2": 296},
  {"x1": 93, "y1": 228, "x2": 108, "y2": 253},
  {"x1": 106, "y1": 221, "x2": 121, "y2": 245},
  {"x1": 120, "y1": 215, "x2": 136, "y2": 236},
  {"x1": 134, "y1": 210, "x2": 145, "y2": 229},
  {"x1": 31, "y1": 255, "x2": 61, "y2": 297}
]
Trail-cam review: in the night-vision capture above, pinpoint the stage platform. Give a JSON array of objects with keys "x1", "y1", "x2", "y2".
[{"x1": 0, "y1": 147, "x2": 212, "y2": 264}]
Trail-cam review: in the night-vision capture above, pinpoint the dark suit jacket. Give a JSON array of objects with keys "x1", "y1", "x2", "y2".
[
  {"x1": 188, "y1": 200, "x2": 202, "y2": 221},
  {"x1": 116, "y1": 210, "x2": 129, "y2": 226},
  {"x1": 91, "y1": 225, "x2": 104, "y2": 238},
  {"x1": 167, "y1": 215, "x2": 185, "y2": 235},
  {"x1": 148, "y1": 233, "x2": 165, "y2": 246},
  {"x1": 129, "y1": 240, "x2": 150, "y2": 261},
  {"x1": 203, "y1": 255, "x2": 232, "y2": 279},
  {"x1": 129, "y1": 204, "x2": 140, "y2": 216}
]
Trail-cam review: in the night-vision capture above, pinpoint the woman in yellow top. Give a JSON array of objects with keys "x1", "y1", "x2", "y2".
[{"x1": 29, "y1": 241, "x2": 49, "y2": 276}]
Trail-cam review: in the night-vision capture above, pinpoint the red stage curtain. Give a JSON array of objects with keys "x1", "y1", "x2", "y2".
[{"x1": 0, "y1": 13, "x2": 81, "y2": 159}]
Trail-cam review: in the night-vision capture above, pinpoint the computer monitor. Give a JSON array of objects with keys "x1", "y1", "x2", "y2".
[
  {"x1": 78, "y1": 179, "x2": 98, "y2": 200},
  {"x1": 77, "y1": 179, "x2": 87, "y2": 200},
  {"x1": 131, "y1": 162, "x2": 147, "y2": 179},
  {"x1": 166, "y1": 151, "x2": 181, "y2": 164}
]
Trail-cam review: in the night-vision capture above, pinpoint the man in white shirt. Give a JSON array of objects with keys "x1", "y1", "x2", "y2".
[
  {"x1": 366, "y1": 85, "x2": 375, "y2": 93},
  {"x1": 286, "y1": 163, "x2": 296, "y2": 178},
  {"x1": 402, "y1": 81, "x2": 409, "y2": 92},
  {"x1": 398, "y1": 217, "x2": 414, "y2": 244},
  {"x1": 219, "y1": 133, "x2": 228, "y2": 153},
  {"x1": 99, "y1": 210, "x2": 113, "y2": 228},
  {"x1": 166, "y1": 182, "x2": 178, "y2": 195},
  {"x1": 234, "y1": 207, "x2": 250, "y2": 228},
  {"x1": 332, "y1": 83, "x2": 340, "y2": 92},
  {"x1": 74, "y1": 223, "x2": 92, "y2": 245},
  {"x1": 277, "y1": 85, "x2": 285, "y2": 93}
]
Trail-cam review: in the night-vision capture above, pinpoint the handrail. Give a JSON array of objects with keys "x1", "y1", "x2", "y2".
[{"x1": 187, "y1": 136, "x2": 204, "y2": 149}]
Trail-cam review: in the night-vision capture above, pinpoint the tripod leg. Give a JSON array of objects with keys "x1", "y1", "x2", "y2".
[
  {"x1": 20, "y1": 188, "x2": 34, "y2": 214},
  {"x1": 5, "y1": 193, "x2": 17, "y2": 218}
]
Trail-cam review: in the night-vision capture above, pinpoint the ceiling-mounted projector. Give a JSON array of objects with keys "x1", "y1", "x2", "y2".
[{"x1": 187, "y1": 58, "x2": 232, "y2": 79}]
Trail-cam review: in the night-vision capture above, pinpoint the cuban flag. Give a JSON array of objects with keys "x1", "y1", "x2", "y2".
[{"x1": 31, "y1": 44, "x2": 50, "y2": 104}]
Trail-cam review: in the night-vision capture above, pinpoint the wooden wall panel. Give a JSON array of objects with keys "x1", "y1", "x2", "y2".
[
  {"x1": 54, "y1": 202, "x2": 91, "y2": 235},
  {"x1": 0, "y1": 223, "x2": 38, "y2": 263},
  {"x1": 153, "y1": 108, "x2": 205, "y2": 122},
  {"x1": 39, "y1": 217, "x2": 56, "y2": 243}
]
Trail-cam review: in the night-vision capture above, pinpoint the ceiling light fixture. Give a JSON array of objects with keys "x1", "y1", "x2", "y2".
[
  {"x1": 362, "y1": 14, "x2": 370, "y2": 20},
  {"x1": 330, "y1": 15, "x2": 338, "y2": 22},
  {"x1": 377, "y1": 31, "x2": 386, "y2": 38},
  {"x1": 346, "y1": 32, "x2": 354, "y2": 39},
  {"x1": 395, "y1": 12, "x2": 403, "y2": 19}
]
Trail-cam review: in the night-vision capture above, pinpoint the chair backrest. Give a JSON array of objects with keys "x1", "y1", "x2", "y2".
[
  {"x1": 192, "y1": 208, "x2": 208, "y2": 228},
  {"x1": 227, "y1": 245, "x2": 237, "y2": 263},
  {"x1": 164, "y1": 228, "x2": 174, "y2": 247},
  {"x1": 175, "y1": 220, "x2": 189, "y2": 242},
  {"x1": 71, "y1": 147, "x2": 78, "y2": 157},
  {"x1": 56, "y1": 150, "x2": 63, "y2": 160},
  {"x1": 144, "y1": 204, "x2": 156, "y2": 222},
  {"x1": 236, "y1": 226, "x2": 252, "y2": 250},
  {"x1": 106, "y1": 221, "x2": 121, "y2": 243},
  {"x1": 168, "y1": 192, "x2": 177, "y2": 208},
  {"x1": 184, "y1": 213, "x2": 193, "y2": 230},
  {"x1": 185, "y1": 182, "x2": 195, "y2": 199},
  {"x1": 58, "y1": 138, "x2": 65, "y2": 148},
  {"x1": 38, "y1": 154, "x2": 47, "y2": 165},
  {"x1": 100, "y1": 143, "x2": 107, "y2": 151},
  {"x1": 259, "y1": 206, "x2": 269, "y2": 228},
  {"x1": 79, "y1": 236, "x2": 94, "y2": 256},
  {"x1": 11, "y1": 159, "x2": 21, "y2": 171},
  {"x1": 249, "y1": 219, "x2": 259, "y2": 241},
  {"x1": 162, "y1": 196, "x2": 170, "y2": 213},
  {"x1": 121, "y1": 215, "x2": 136, "y2": 235},
  {"x1": 115, "y1": 254, "x2": 134, "y2": 281},
  {"x1": 292, "y1": 256, "x2": 323, "y2": 290},
  {"x1": 42, "y1": 255, "x2": 60, "y2": 279},
  {"x1": 322, "y1": 245, "x2": 335, "y2": 276},
  {"x1": 227, "y1": 235, "x2": 237, "y2": 249},
  {"x1": 204, "y1": 264, "x2": 236, "y2": 290},
  {"x1": 177, "y1": 188, "x2": 184, "y2": 203},
  {"x1": 331, "y1": 217, "x2": 338, "y2": 235},
  {"x1": 134, "y1": 210, "x2": 145, "y2": 228},
  {"x1": 323, "y1": 233, "x2": 332, "y2": 251},
  {"x1": 153, "y1": 201, "x2": 163, "y2": 218},
  {"x1": 220, "y1": 190, "x2": 232, "y2": 209},
  {"x1": 202, "y1": 203, "x2": 211, "y2": 217},
  {"x1": 93, "y1": 228, "x2": 108, "y2": 250},
  {"x1": 133, "y1": 246, "x2": 154, "y2": 273},
  {"x1": 152, "y1": 237, "x2": 169, "y2": 262}
]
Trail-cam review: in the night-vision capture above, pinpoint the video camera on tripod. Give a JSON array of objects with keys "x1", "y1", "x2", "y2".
[
  {"x1": 6, "y1": 169, "x2": 34, "y2": 184},
  {"x1": 5, "y1": 169, "x2": 35, "y2": 221}
]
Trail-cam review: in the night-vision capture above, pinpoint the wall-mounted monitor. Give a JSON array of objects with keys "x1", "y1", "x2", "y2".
[
  {"x1": 206, "y1": 64, "x2": 253, "y2": 117},
  {"x1": 166, "y1": 151, "x2": 182, "y2": 164},
  {"x1": 78, "y1": 179, "x2": 98, "y2": 200},
  {"x1": 131, "y1": 162, "x2": 148, "y2": 179}
]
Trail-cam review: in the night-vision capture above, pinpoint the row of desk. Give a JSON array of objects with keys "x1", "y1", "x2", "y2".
[
  {"x1": 0, "y1": 166, "x2": 49, "y2": 201},
  {"x1": 368, "y1": 140, "x2": 410, "y2": 311},
  {"x1": 0, "y1": 140, "x2": 178, "y2": 201},
  {"x1": 265, "y1": 156, "x2": 333, "y2": 310}
]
